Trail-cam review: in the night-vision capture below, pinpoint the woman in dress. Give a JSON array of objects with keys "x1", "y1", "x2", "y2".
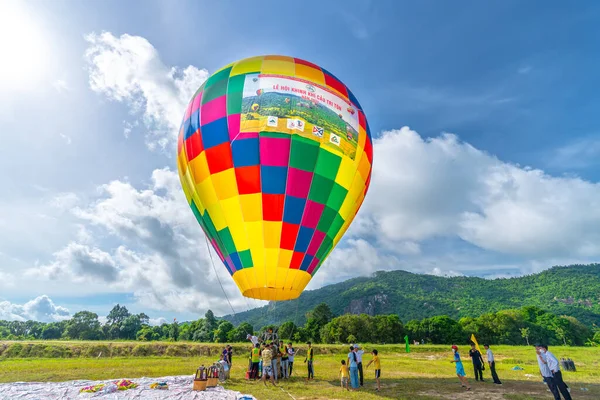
[{"x1": 450, "y1": 345, "x2": 471, "y2": 391}]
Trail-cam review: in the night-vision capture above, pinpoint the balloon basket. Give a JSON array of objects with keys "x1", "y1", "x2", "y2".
[
  {"x1": 193, "y1": 380, "x2": 207, "y2": 391},
  {"x1": 207, "y1": 377, "x2": 218, "y2": 387}
]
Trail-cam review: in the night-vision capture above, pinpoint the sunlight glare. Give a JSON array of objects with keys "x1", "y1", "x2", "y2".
[{"x1": 0, "y1": 0, "x2": 49, "y2": 92}]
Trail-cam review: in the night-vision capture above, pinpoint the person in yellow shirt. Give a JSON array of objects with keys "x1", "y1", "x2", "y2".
[
  {"x1": 366, "y1": 349, "x2": 381, "y2": 391},
  {"x1": 261, "y1": 343, "x2": 277, "y2": 387},
  {"x1": 250, "y1": 343, "x2": 261, "y2": 380},
  {"x1": 339, "y1": 360, "x2": 350, "y2": 390}
]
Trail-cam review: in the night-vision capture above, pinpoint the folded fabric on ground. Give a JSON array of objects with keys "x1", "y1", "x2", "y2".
[{"x1": 0, "y1": 375, "x2": 256, "y2": 400}]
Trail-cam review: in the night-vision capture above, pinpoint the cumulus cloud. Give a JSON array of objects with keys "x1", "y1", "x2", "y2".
[
  {"x1": 84, "y1": 32, "x2": 209, "y2": 150},
  {"x1": 353, "y1": 127, "x2": 600, "y2": 259},
  {"x1": 32, "y1": 242, "x2": 120, "y2": 282},
  {"x1": 149, "y1": 317, "x2": 167, "y2": 326},
  {"x1": 28, "y1": 169, "x2": 254, "y2": 315},
  {"x1": 0, "y1": 295, "x2": 70, "y2": 322}
]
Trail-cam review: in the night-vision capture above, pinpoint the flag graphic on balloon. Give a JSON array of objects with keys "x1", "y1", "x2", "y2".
[{"x1": 177, "y1": 55, "x2": 373, "y2": 301}]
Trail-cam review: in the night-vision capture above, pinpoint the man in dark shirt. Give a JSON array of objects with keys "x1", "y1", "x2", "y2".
[
  {"x1": 226, "y1": 345, "x2": 233, "y2": 367},
  {"x1": 469, "y1": 343, "x2": 485, "y2": 381}
]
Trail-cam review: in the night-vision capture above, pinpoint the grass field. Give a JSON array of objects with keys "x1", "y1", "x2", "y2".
[{"x1": 1, "y1": 342, "x2": 599, "y2": 399}]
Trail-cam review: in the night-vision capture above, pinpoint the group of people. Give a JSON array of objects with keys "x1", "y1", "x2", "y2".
[
  {"x1": 340, "y1": 345, "x2": 381, "y2": 391},
  {"x1": 451, "y1": 343, "x2": 572, "y2": 400},
  {"x1": 452, "y1": 343, "x2": 501, "y2": 391},
  {"x1": 235, "y1": 330, "x2": 574, "y2": 398},
  {"x1": 245, "y1": 336, "x2": 383, "y2": 391},
  {"x1": 247, "y1": 338, "x2": 300, "y2": 386}
]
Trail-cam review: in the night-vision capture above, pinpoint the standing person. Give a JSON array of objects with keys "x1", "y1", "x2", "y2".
[
  {"x1": 228, "y1": 345, "x2": 233, "y2": 366},
  {"x1": 469, "y1": 343, "x2": 485, "y2": 382},
  {"x1": 347, "y1": 346, "x2": 360, "y2": 390},
  {"x1": 354, "y1": 344, "x2": 365, "y2": 386},
  {"x1": 365, "y1": 349, "x2": 381, "y2": 391},
  {"x1": 247, "y1": 333, "x2": 259, "y2": 347},
  {"x1": 218, "y1": 354, "x2": 230, "y2": 380},
  {"x1": 484, "y1": 344, "x2": 502, "y2": 384},
  {"x1": 450, "y1": 345, "x2": 471, "y2": 391},
  {"x1": 261, "y1": 343, "x2": 277, "y2": 387},
  {"x1": 287, "y1": 343, "x2": 296, "y2": 377},
  {"x1": 537, "y1": 345, "x2": 572, "y2": 400},
  {"x1": 339, "y1": 360, "x2": 350, "y2": 391},
  {"x1": 270, "y1": 342, "x2": 279, "y2": 382},
  {"x1": 250, "y1": 343, "x2": 261, "y2": 380},
  {"x1": 305, "y1": 342, "x2": 314, "y2": 380},
  {"x1": 536, "y1": 345, "x2": 560, "y2": 399},
  {"x1": 280, "y1": 341, "x2": 289, "y2": 379}
]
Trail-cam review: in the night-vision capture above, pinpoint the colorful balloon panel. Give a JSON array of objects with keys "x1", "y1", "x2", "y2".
[{"x1": 177, "y1": 55, "x2": 373, "y2": 301}]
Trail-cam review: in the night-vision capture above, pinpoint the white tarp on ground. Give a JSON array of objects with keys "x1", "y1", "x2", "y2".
[{"x1": 0, "y1": 375, "x2": 256, "y2": 400}]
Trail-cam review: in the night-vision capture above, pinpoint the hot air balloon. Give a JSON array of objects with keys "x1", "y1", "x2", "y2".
[{"x1": 177, "y1": 55, "x2": 373, "y2": 301}]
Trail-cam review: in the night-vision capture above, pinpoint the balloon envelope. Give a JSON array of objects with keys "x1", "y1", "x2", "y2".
[{"x1": 177, "y1": 55, "x2": 373, "y2": 301}]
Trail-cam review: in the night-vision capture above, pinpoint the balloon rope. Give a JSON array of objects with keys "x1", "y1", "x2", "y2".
[
  {"x1": 288, "y1": 297, "x2": 300, "y2": 341},
  {"x1": 204, "y1": 235, "x2": 247, "y2": 334}
]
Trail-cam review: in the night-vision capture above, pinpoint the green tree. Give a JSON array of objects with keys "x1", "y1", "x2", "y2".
[
  {"x1": 65, "y1": 311, "x2": 102, "y2": 340},
  {"x1": 121, "y1": 315, "x2": 143, "y2": 340},
  {"x1": 214, "y1": 321, "x2": 234, "y2": 343},
  {"x1": 278, "y1": 321, "x2": 298, "y2": 342},
  {"x1": 227, "y1": 322, "x2": 254, "y2": 342},
  {"x1": 305, "y1": 303, "x2": 334, "y2": 342},
  {"x1": 136, "y1": 325, "x2": 160, "y2": 341},
  {"x1": 205, "y1": 310, "x2": 217, "y2": 331},
  {"x1": 106, "y1": 305, "x2": 131, "y2": 332},
  {"x1": 169, "y1": 319, "x2": 179, "y2": 341},
  {"x1": 520, "y1": 327, "x2": 531, "y2": 345},
  {"x1": 41, "y1": 323, "x2": 63, "y2": 340}
]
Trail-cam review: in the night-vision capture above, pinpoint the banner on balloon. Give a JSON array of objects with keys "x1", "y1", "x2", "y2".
[{"x1": 240, "y1": 73, "x2": 359, "y2": 160}]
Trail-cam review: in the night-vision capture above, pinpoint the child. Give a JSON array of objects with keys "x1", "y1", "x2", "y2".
[
  {"x1": 366, "y1": 349, "x2": 381, "y2": 391},
  {"x1": 339, "y1": 360, "x2": 349, "y2": 390},
  {"x1": 218, "y1": 354, "x2": 230, "y2": 380},
  {"x1": 450, "y1": 345, "x2": 471, "y2": 391}
]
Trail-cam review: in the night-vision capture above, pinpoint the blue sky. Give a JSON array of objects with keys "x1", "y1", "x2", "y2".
[{"x1": 1, "y1": 0, "x2": 599, "y2": 324}]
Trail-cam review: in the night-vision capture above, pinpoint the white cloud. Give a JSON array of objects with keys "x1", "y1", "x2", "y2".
[
  {"x1": 32, "y1": 242, "x2": 121, "y2": 282},
  {"x1": 52, "y1": 79, "x2": 70, "y2": 93},
  {"x1": 149, "y1": 317, "x2": 167, "y2": 326},
  {"x1": 27, "y1": 168, "x2": 253, "y2": 316},
  {"x1": 0, "y1": 271, "x2": 15, "y2": 287},
  {"x1": 51, "y1": 193, "x2": 79, "y2": 210},
  {"x1": 84, "y1": 32, "x2": 209, "y2": 151},
  {"x1": 427, "y1": 267, "x2": 464, "y2": 278},
  {"x1": 354, "y1": 127, "x2": 600, "y2": 259},
  {"x1": 0, "y1": 295, "x2": 70, "y2": 322}
]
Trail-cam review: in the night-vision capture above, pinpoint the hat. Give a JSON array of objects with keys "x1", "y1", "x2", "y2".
[
  {"x1": 451, "y1": 345, "x2": 458, "y2": 350},
  {"x1": 353, "y1": 344, "x2": 360, "y2": 349}
]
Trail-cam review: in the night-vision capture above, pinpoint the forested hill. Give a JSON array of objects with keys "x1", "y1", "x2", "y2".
[{"x1": 224, "y1": 264, "x2": 600, "y2": 328}]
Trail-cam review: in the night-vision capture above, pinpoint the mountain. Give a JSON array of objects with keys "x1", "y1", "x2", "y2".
[{"x1": 224, "y1": 264, "x2": 600, "y2": 329}]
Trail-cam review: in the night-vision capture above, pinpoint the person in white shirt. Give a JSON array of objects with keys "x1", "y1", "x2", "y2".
[
  {"x1": 247, "y1": 334, "x2": 259, "y2": 346},
  {"x1": 354, "y1": 344, "x2": 365, "y2": 386},
  {"x1": 536, "y1": 345, "x2": 572, "y2": 400},
  {"x1": 287, "y1": 343, "x2": 296, "y2": 376},
  {"x1": 483, "y1": 344, "x2": 502, "y2": 384}
]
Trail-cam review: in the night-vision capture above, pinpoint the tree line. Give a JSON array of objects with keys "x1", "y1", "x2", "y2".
[{"x1": 1, "y1": 304, "x2": 598, "y2": 346}]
